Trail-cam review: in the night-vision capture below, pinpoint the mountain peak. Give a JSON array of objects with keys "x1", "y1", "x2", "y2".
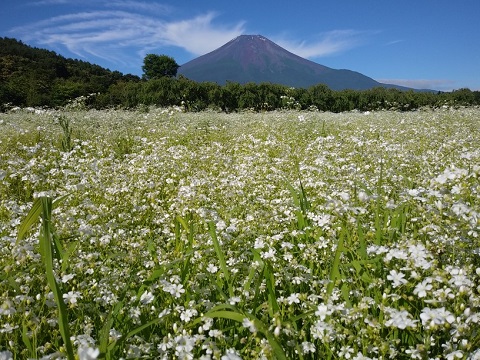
[
  {"x1": 231, "y1": 34, "x2": 267, "y2": 41},
  {"x1": 177, "y1": 35, "x2": 402, "y2": 90}
]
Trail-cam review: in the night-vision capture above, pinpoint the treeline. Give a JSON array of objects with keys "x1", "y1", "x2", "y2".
[
  {"x1": 94, "y1": 77, "x2": 480, "y2": 112},
  {"x1": 1, "y1": 37, "x2": 480, "y2": 112}
]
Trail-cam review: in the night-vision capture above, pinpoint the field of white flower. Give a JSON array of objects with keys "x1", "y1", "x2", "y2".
[{"x1": 0, "y1": 107, "x2": 479, "y2": 360}]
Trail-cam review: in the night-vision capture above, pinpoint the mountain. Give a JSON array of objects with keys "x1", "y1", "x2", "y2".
[{"x1": 178, "y1": 35, "x2": 410, "y2": 91}]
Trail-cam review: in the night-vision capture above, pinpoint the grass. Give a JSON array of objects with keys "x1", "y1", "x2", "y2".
[{"x1": 0, "y1": 106, "x2": 479, "y2": 359}]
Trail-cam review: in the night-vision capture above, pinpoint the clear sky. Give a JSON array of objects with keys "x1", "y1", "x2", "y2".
[{"x1": 1, "y1": 0, "x2": 479, "y2": 91}]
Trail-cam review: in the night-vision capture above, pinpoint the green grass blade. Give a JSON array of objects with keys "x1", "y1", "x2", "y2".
[
  {"x1": 327, "y1": 227, "x2": 345, "y2": 298},
  {"x1": 244, "y1": 249, "x2": 263, "y2": 295},
  {"x1": 208, "y1": 221, "x2": 233, "y2": 297},
  {"x1": 114, "y1": 318, "x2": 163, "y2": 351},
  {"x1": 52, "y1": 194, "x2": 71, "y2": 209},
  {"x1": 17, "y1": 197, "x2": 42, "y2": 242},
  {"x1": 99, "y1": 300, "x2": 124, "y2": 357},
  {"x1": 286, "y1": 181, "x2": 308, "y2": 230},
  {"x1": 357, "y1": 220, "x2": 367, "y2": 260},
  {"x1": 38, "y1": 197, "x2": 75, "y2": 360},
  {"x1": 204, "y1": 310, "x2": 245, "y2": 323},
  {"x1": 22, "y1": 323, "x2": 34, "y2": 357},
  {"x1": 374, "y1": 159, "x2": 384, "y2": 246},
  {"x1": 263, "y1": 262, "x2": 280, "y2": 316}
]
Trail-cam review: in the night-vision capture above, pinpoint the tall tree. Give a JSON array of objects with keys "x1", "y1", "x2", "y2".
[{"x1": 142, "y1": 54, "x2": 179, "y2": 80}]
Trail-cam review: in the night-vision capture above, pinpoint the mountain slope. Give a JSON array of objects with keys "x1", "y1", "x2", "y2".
[
  {"x1": 0, "y1": 37, "x2": 140, "y2": 107},
  {"x1": 178, "y1": 35, "x2": 406, "y2": 90}
]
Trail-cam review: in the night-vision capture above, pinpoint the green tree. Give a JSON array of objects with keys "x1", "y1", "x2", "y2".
[{"x1": 142, "y1": 54, "x2": 179, "y2": 80}]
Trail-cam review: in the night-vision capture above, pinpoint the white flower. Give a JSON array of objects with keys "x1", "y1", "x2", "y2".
[
  {"x1": 385, "y1": 308, "x2": 418, "y2": 329},
  {"x1": 63, "y1": 291, "x2": 82, "y2": 306},
  {"x1": 261, "y1": 247, "x2": 276, "y2": 260},
  {"x1": 242, "y1": 318, "x2": 256, "y2": 333},
  {"x1": 228, "y1": 296, "x2": 241, "y2": 305},
  {"x1": 413, "y1": 278, "x2": 433, "y2": 298},
  {"x1": 162, "y1": 281, "x2": 185, "y2": 298},
  {"x1": 353, "y1": 352, "x2": 373, "y2": 360},
  {"x1": 78, "y1": 346, "x2": 100, "y2": 360},
  {"x1": 180, "y1": 308, "x2": 198, "y2": 323},
  {"x1": 109, "y1": 328, "x2": 122, "y2": 341},
  {"x1": 61, "y1": 274, "x2": 75, "y2": 283},
  {"x1": 405, "y1": 347, "x2": 423, "y2": 359},
  {"x1": 315, "y1": 304, "x2": 332, "y2": 320},
  {"x1": 221, "y1": 348, "x2": 242, "y2": 360},
  {"x1": 338, "y1": 345, "x2": 354, "y2": 359},
  {"x1": 387, "y1": 270, "x2": 408, "y2": 288},
  {"x1": 420, "y1": 307, "x2": 455, "y2": 329},
  {"x1": 140, "y1": 290, "x2": 155, "y2": 305},
  {"x1": 445, "y1": 350, "x2": 464, "y2": 360},
  {"x1": 311, "y1": 320, "x2": 334, "y2": 339},
  {"x1": 171, "y1": 284, "x2": 185, "y2": 298},
  {"x1": 358, "y1": 191, "x2": 369, "y2": 202},
  {"x1": 286, "y1": 293, "x2": 301, "y2": 305},
  {"x1": 174, "y1": 332, "x2": 196, "y2": 358},
  {"x1": 301, "y1": 341, "x2": 316, "y2": 354},
  {"x1": 206, "y1": 263, "x2": 218, "y2": 274},
  {"x1": 0, "y1": 300, "x2": 16, "y2": 316},
  {"x1": 254, "y1": 237, "x2": 265, "y2": 249},
  {"x1": 0, "y1": 351, "x2": 13, "y2": 360}
]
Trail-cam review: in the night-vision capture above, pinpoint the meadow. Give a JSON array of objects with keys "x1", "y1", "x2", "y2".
[{"x1": 0, "y1": 106, "x2": 479, "y2": 359}]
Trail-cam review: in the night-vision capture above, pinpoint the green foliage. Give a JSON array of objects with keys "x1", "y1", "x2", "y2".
[
  {"x1": 142, "y1": 54, "x2": 179, "y2": 80},
  {"x1": 112, "y1": 134, "x2": 135, "y2": 158},
  {"x1": 0, "y1": 37, "x2": 140, "y2": 108},
  {"x1": 58, "y1": 115, "x2": 73, "y2": 152}
]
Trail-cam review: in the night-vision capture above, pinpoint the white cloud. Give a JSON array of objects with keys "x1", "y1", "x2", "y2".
[
  {"x1": 106, "y1": 0, "x2": 173, "y2": 15},
  {"x1": 275, "y1": 30, "x2": 374, "y2": 59},
  {"x1": 161, "y1": 12, "x2": 246, "y2": 55},
  {"x1": 10, "y1": 4, "x2": 245, "y2": 67},
  {"x1": 29, "y1": 0, "x2": 72, "y2": 5},
  {"x1": 385, "y1": 39, "x2": 404, "y2": 46}
]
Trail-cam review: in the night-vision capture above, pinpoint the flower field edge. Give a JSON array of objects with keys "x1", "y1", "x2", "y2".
[{"x1": 0, "y1": 107, "x2": 479, "y2": 359}]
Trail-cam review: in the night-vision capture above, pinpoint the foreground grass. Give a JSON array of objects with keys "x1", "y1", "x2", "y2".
[{"x1": 0, "y1": 107, "x2": 479, "y2": 359}]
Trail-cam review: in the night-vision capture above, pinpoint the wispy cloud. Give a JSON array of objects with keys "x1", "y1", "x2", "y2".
[
  {"x1": 377, "y1": 78, "x2": 455, "y2": 91},
  {"x1": 9, "y1": 2, "x2": 245, "y2": 68},
  {"x1": 29, "y1": 0, "x2": 72, "y2": 5},
  {"x1": 160, "y1": 12, "x2": 246, "y2": 55},
  {"x1": 385, "y1": 39, "x2": 404, "y2": 46},
  {"x1": 105, "y1": 0, "x2": 173, "y2": 15},
  {"x1": 274, "y1": 30, "x2": 376, "y2": 59}
]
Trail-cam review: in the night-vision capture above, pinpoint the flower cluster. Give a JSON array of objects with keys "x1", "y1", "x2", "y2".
[{"x1": 0, "y1": 107, "x2": 479, "y2": 358}]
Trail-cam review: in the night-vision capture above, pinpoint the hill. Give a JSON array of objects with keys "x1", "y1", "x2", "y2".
[
  {"x1": 178, "y1": 35, "x2": 412, "y2": 91},
  {"x1": 0, "y1": 37, "x2": 140, "y2": 108}
]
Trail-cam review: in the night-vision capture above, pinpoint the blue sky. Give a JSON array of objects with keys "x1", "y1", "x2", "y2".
[{"x1": 1, "y1": 0, "x2": 479, "y2": 91}]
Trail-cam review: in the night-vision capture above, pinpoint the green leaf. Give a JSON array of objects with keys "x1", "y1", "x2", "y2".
[
  {"x1": 38, "y1": 198, "x2": 75, "y2": 360},
  {"x1": 21, "y1": 323, "x2": 34, "y2": 357},
  {"x1": 263, "y1": 262, "x2": 280, "y2": 316},
  {"x1": 208, "y1": 221, "x2": 232, "y2": 297},
  {"x1": 17, "y1": 197, "x2": 42, "y2": 242},
  {"x1": 327, "y1": 227, "x2": 345, "y2": 297},
  {"x1": 205, "y1": 310, "x2": 245, "y2": 323}
]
